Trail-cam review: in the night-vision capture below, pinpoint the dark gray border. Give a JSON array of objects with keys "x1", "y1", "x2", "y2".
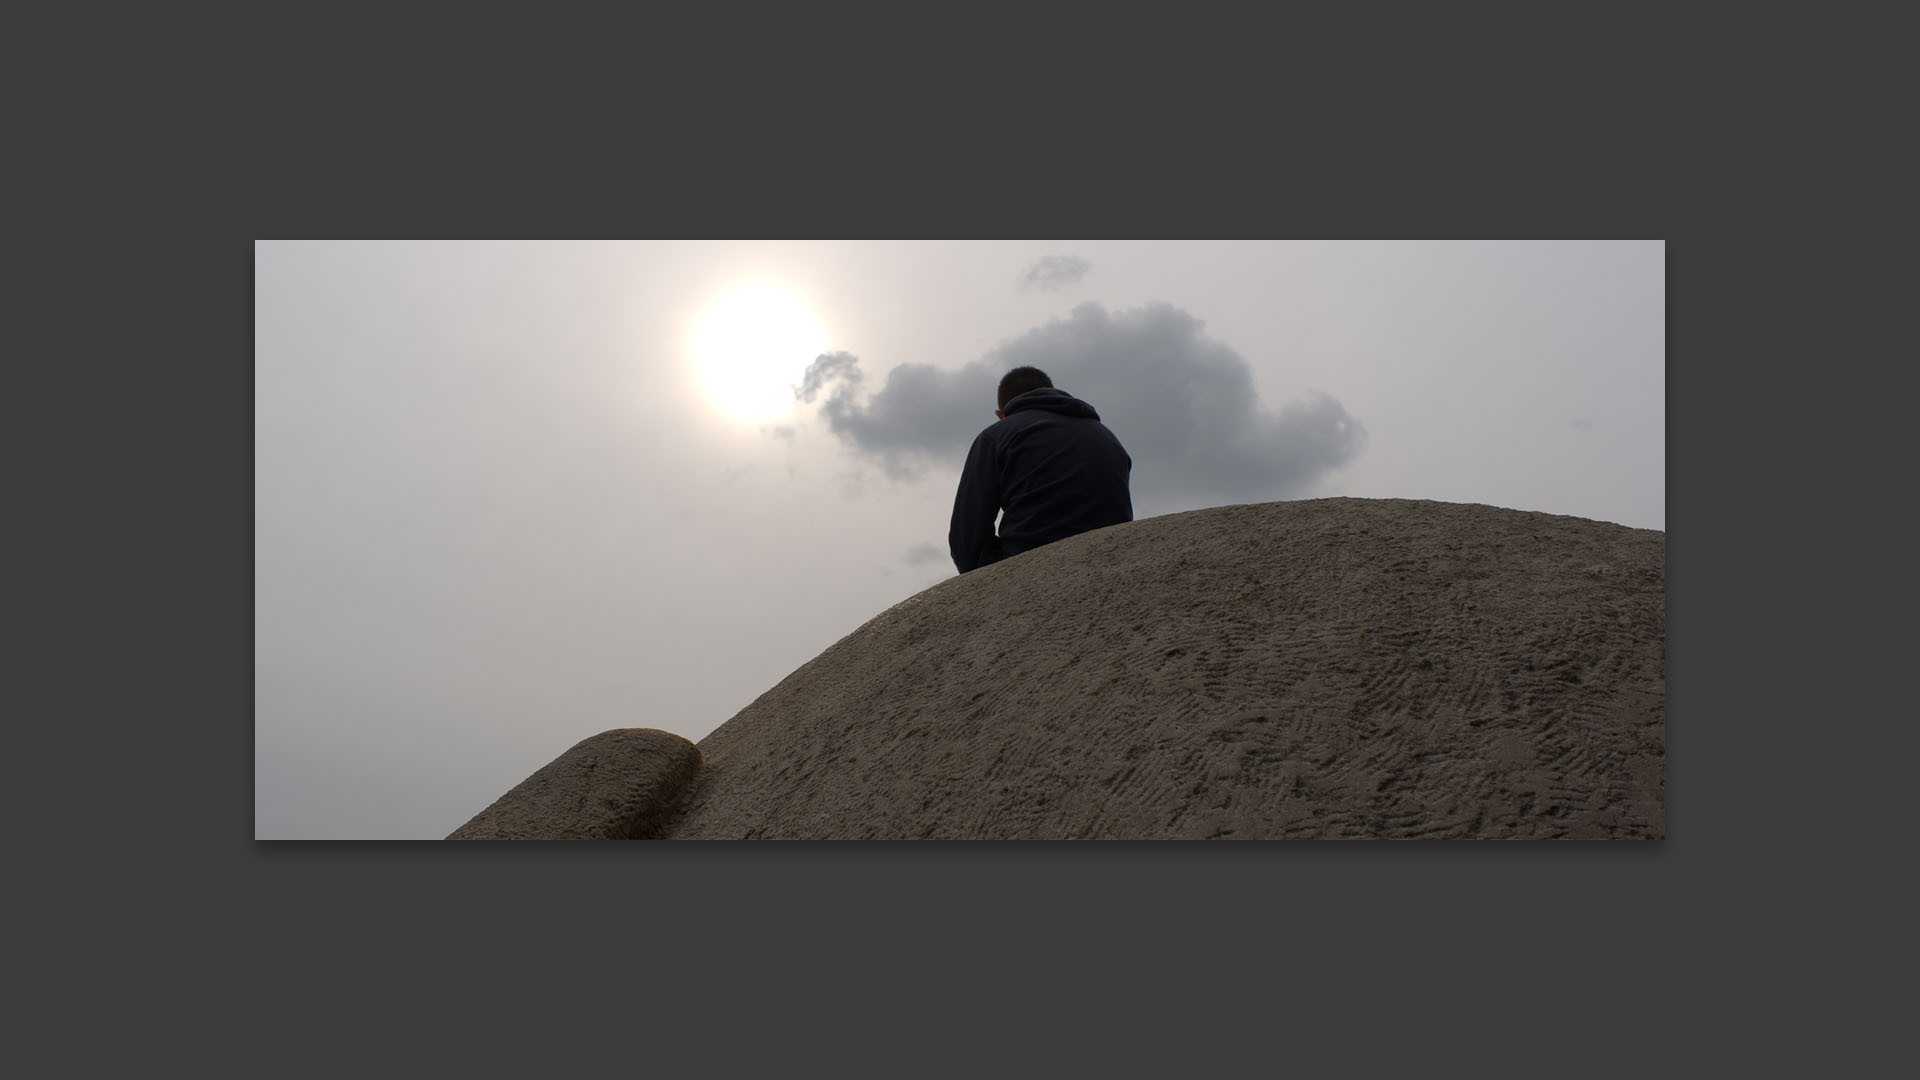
[{"x1": 61, "y1": 0, "x2": 1862, "y2": 1065}]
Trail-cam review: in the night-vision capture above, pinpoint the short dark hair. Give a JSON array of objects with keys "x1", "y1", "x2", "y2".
[{"x1": 997, "y1": 366, "x2": 1053, "y2": 411}]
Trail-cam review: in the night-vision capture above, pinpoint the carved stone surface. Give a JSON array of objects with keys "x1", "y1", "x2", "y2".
[{"x1": 655, "y1": 498, "x2": 1665, "y2": 839}]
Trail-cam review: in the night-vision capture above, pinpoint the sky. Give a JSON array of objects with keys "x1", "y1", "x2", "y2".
[{"x1": 254, "y1": 240, "x2": 1664, "y2": 839}]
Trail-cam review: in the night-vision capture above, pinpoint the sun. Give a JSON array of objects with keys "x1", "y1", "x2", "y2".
[{"x1": 689, "y1": 285, "x2": 827, "y2": 421}]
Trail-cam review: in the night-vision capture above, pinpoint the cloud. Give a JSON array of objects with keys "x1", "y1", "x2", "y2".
[
  {"x1": 793, "y1": 301, "x2": 1366, "y2": 511},
  {"x1": 797, "y1": 349, "x2": 983, "y2": 479},
  {"x1": 1021, "y1": 254, "x2": 1092, "y2": 291},
  {"x1": 903, "y1": 543, "x2": 946, "y2": 566},
  {"x1": 795, "y1": 350, "x2": 861, "y2": 404}
]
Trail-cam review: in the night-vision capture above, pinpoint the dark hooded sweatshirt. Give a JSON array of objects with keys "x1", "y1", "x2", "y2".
[{"x1": 948, "y1": 387, "x2": 1133, "y2": 573}]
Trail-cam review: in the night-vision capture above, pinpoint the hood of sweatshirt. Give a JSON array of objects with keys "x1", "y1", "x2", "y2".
[{"x1": 1004, "y1": 387, "x2": 1100, "y2": 422}]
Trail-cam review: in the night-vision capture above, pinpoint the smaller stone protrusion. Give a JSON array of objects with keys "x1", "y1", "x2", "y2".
[{"x1": 447, "y1": 728, "x2": 702, "y2": 840}]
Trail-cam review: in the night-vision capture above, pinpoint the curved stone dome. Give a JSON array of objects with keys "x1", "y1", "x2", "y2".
[{"x1": 648, "y1": 497, "x2": 1665, "y2": 839}]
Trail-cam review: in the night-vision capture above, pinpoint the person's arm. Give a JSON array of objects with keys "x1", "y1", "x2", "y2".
[{"x1": 949, "y1": 431, "x2": 1004, "y2": 573}]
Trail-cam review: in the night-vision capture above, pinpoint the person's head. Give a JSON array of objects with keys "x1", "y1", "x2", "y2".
[{"x1": 995, "y1": 366, "x2": 1053, "y2": 418}]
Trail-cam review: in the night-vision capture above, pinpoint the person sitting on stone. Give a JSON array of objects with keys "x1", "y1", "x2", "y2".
[{"x1": 948, "y1": 365, "x2": 1133, "y2": 573}]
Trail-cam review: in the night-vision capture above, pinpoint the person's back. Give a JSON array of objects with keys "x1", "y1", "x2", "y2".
[{"x1": 949, "y1": 368, "x2": 1132, "y2": 573}]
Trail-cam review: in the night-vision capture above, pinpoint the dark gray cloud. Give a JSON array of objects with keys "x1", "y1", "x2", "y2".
[
  {"x1": 794, "y1": 301, "x2": 1366, "y2": 510},
  {"x1": 798, "y1": 349, "x2": 984, "y2": 478},
  {"x1": 1022, "y1": 254, "x2": 1092, "y2": 291}
]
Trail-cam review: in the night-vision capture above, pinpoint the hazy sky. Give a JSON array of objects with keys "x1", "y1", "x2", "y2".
[{"x1": 255, "y1": 240, "x2": 1664, "y2": 839}]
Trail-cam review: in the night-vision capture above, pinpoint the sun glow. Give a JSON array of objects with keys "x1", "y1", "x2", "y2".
[{"x1": 689, "y1": 285, "x2": 827, "y2": 421}]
